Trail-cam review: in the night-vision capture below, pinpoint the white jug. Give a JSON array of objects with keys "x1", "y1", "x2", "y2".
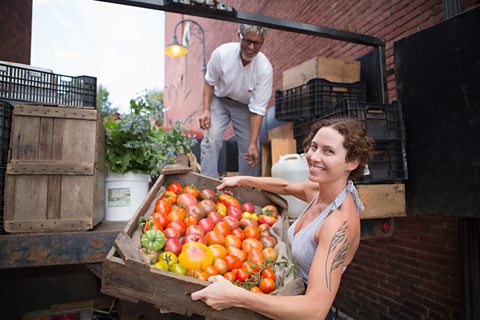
[{"x1": 271, "y1": 154, "x2": 310, "y2": 219}]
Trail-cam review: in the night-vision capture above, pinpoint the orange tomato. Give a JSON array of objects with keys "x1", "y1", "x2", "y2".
[
  {"x1": 247, "y1": 248, "x2": 265, "y2": 266},
  {"x1": 167, "y1": 182, "x2": 183, "y2": 194},
  {"x1": 155, "y1": 198, "x2": 172, "y2": 215},
  {"x1": 218, "y1": 193, "x2": 241, "y2": 208},
  {"x1": 259, "y1": 277, "x2": 276, "y2": 294},
  {"x1": 162, "y1": 191, "x2": 177, "y2": 204},
  {"x1": 241, "y1": 238, "x2": 263, "y2": 253},
  {"x1": 261, "y1": 268, "x2": 276, "y2": 280},
  {"x1": 208, "y1": 244, "x2": 228, "y2": 259},
  {"x1": 183, "y1": 185, "x2": 200, "y2": 198},
  {"x1": 216, "y1": 202, "x2": 227, "y2": 217},
  {"x1": 213, "y1": 258, "x2": 228, "y2": 275},
  {"x1": 205, "y1": 230, "x2": 225, "y2": 246},
  {"x1": 241, "y1": 261, "x2": 255, "y2": 274},
  {"x1": 184, "y1": 215, "x2": 198, "y2": 226},
  {"x1": 204, "y1": 265, "x2": 219, "y2": 277},
  {"x1": 214, "y1": 221, "x2": 231, "y2": 237},
  {"x1": 168, "y1": 206, "x2": 186, "y2": 222},
  {"x1": 249, "y1": 286, "x2": 264, "y2": 294},
  {"x1": 244, "y1": 225, "x2": 260, "y2": 240},
  {"x1": 261, "y1": 204, "x2": 278, "y2": 218},
  {"x1": 262, "y1": 247, "x2": 278, "y2": 262},
  {"x1": 227, "y1": 246, "x2": 247, "y2": 263},
  {"x1": 224, "y1": 234, "x2": 242, "y2": 248},
  {"x1": 231, "y1": 228, "x2": 245, "y2": 241},
  {"x1": 224, "y1": 254, "x2": 242, "y2": 271},
  {"x1": 223, "y1": 271, "x2": 236, "y2": 283},
  {"x1": 235, "y1": 268, "x2": 250, "y2": 282}
]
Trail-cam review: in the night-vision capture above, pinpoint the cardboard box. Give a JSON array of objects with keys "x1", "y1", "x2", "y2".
[
  {"x1": 282, "y1": 56, "x2": 361, "y2": 90},
  {"x1": 101, "y1": 166, "x2": 304, "y2": 320}
]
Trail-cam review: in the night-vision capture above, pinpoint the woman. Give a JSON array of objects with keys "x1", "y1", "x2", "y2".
[{"x1": 191, "y1": 118, "x2": 374, "y2": 319}]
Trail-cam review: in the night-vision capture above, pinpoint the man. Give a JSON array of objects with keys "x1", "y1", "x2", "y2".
[{"x1": 199, "y1": 24, "x2": 273, "y2": 178}]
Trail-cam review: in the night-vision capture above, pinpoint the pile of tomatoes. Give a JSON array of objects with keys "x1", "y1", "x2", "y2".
[{"x1": 138, "y1": 181, "x2": 281, "y2": 294}]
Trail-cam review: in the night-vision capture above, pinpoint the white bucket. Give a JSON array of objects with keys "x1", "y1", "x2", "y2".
[
  {"x1": 104, "y1": 172, "x2": 151, "y2": 221},
  {"x1": 271, "y1": 154, "x2": 310, "y2": 219}
]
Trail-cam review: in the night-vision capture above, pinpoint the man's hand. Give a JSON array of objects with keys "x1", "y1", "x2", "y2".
[
  {"x1": 243, "y1": 144, "x2": 259, "y2": 167},
  {"x1": 199, "y1": 110, "x2": 211, "y2": 130}
]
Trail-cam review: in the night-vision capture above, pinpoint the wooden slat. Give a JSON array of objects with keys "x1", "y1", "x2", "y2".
[
  {"x1": 4, "y1": 219, "x2": 93, "y2": 234},
  {"x1": 60, "y1": 175, "x2": 94, "y2": 219},
  {"x1": 47, "y1": 175, "x2": 62, "y2": 220},
  {"x1": 13, "y1": 104, "x2": 98, "y2": 120},
  {"x1": 7, "y1": 161, "x2": 94, "y2": 175},
  {"x1": 38, "y1": 116, "x2": 54, "y2": 160},
  {"x1": 358, "y1": 183, "x2": 406, "y2": 219},
  {"x1": 10, "y1": 114, "x2": 40, "y2": 160}
]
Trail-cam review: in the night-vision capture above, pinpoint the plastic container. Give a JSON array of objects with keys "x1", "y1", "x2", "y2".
[
  {"x1": 271, "y1": 154, "x2": 310, "y2": 218},
  {"x1": 105, "y1": 172, "x2": 151, "y2": 221}
]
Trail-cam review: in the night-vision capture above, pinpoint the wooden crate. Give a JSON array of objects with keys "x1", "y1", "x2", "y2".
[
  {"x1": 3, "y1": 104, "x2": 105, "y2": 233},
  {"x1": 282, "y1": 56, "x2": 361, "y2": 90},
  {"x1": 357, "y1": 183, "x2": 406, "y2": 219},
  {"x1": 101, "y1": 166, "x2": 305, "y2": 320}
]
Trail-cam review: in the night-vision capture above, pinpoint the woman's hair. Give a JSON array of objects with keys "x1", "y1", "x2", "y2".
[
  {"x1": 239, "y1": 24, "x2": 267, "y2": 38},
  {"x1": 303, "y1": 118, "x2": 374, "y2": 179}
]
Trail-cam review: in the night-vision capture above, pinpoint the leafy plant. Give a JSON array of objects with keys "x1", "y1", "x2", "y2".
[{"x1": 104, "y1": 95, "x2": 196, "y2": 177}]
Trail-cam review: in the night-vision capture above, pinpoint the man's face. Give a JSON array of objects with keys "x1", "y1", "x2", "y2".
[{"x1": 239, "y1": 31, "x2": 264, "y2": 62}]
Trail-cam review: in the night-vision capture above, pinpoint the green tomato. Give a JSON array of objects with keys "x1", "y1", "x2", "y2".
[
  {"x1": 141, "y1": 230, "x2": 166, "y2": 251},
  {"x1": 153, "y1": 260, "x2": 169, "y2": 271},
  {"x1": 170, "y1": 263, "x2": 187, "y2": 276},
  {"x1": 159, "y1": 251, "x2": 178, "y2": 267}
]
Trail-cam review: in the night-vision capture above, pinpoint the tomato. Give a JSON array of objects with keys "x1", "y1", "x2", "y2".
[
  {"x1": 140, "y1": 217, "x2": 160, "y2": 232},
  {"x1": 258, "y1": 215, "x2": 277, "y2": 227},
  {"x1": 247, "y1": 248, "x2": 265, "y2": 266},
  {"x1": 159, "y1": 251, "x2": 178, "y2": 267},
  {"x1": 216, "y1": 202, "x2": 227, "y2": 217},
  {"x1": 183, "y1": 185, "x2": 200, "y2": 198},
  {"x1": 178, "y1": 242, "x2": 214, "y2": 271},
  {"x1": 260, "y1": 234, "x2": 277, "y2": 249},
  {"x1": 214, "y1": 221, "x2": 231, "y2": 237},
  {"x1": 241, "y1": 261, "x2": 255, "y2": 274},
  {"x1": 261, "y1": 268, "x2": 276, "y2": 280},
  {"x1": 224, "y1": 254, "x2": 242, "y2": 271},
  {"x1": 162, "y1": 190, "x2": 177, "y2": 204},
  {"x1": 140, "y1": 230, "x2": 165, "y2": 251},
  {"x1": 224, "y1": 234, "x2": 241, "y2": 248},
  {"x1": 176, "y1": 193, "x2": 198, "y2": 207},
  {"x1": 153, "y1": 212, "x2": 169, "y2": 229},
  {"x1": 213, "y1": 258, "x2": 228, "y2": 275},
  {"x1": 168, "y1": 206, "x2": 186, "y2": 222},
  {"x1": 227, "y1": 246, "x2": 247, "y2": 263},
  {"x1": 208, "y1": 244, "x2": 228, "y2": 259},
  {"x1": 244, "y1": 225, "x2": 260, "y2": 240},
  {"x1": 235, "y1": 268, "x2": 250, "y2": 282},
  {"x1": 204, "y1": 265, "x2": 219, "y2": 277},
  {"x1": 259, "y1": 277, "x2": 276, "y2": 294},
  {"x1": 249, "y1": 286, "x2": 264, "y2": 294},
  {"x1": 218, "y1": 193, "x2": 241, "y2": 209},
  {"x1": 185, "y1": 204, "x2": 205, "y2": 220},
  {"x1": 155, "y1": 198, "x2": 172, "y2": 215},
  {"x1": 231, "y1": 228, "x2": 245, "y2": 241},
  {"x1": 241, "y1": 201, "x2": 255, "y2": 213},
  {"x1": 199, "y1": 188, "x2": 217, "y2": 202},
  {"x1": 184, "y1": 215, "x2": 198, "y2": 227},
  {"x1": 241, "y1": 238, "x2": 263, "y2": 253},
  {"x1": 167, "y1": 182, "x2": 183, "y2": 194},
  {"x1": 223, "y1": 271, "x2": 236, "y2": 283},
  {"x1": 167, "y1": 220, "x2": 186, "y2": 235},
  {"x1": 205, "y1": 230, "x2": 225, "y2": 246},
  {"x1": 262, "y1": 247, "x2": 278, "y2": 262},
  {"x1": 258, "y1": 223, "x2": 270, "y2": 233},
  {"x1": 199, "y1": 199, "x2": 217, "y2": 214},
  {"x1": 153, "y1": 260, "x2": 169, "y2": 271},
  {"x1": 261, "y1": 205, "x2": 278, "y2": 218}
]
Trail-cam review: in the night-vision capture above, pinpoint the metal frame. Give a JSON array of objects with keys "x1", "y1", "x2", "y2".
[{"x1": 96, "y1": 0, "x2": 388, "y2": 102}]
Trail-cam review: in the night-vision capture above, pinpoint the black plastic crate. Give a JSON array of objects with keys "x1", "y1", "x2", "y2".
[
  {"x1": 356, "y1": 140, "x2": 408, "y2": 184},
  {"x1": 0, "y1": 62, "x2": 96, "y2": 108},
  {"x1": 275, "y1": 78, "x2": 366, "y2": 121},
  {"x1": 0, "y1": 100, "x2": 12, "y2": 166},
  {"x1": 0, "y1": 166, "x2": 5, "y2": 234}
]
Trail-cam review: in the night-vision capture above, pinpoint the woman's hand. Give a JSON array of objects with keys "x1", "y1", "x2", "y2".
[
  {"x1": 217, "y1": 176, "x2": 243, "y2": 191},
  {"x1": 191, "y1": 275, "x2": 243, "y2": 310}
]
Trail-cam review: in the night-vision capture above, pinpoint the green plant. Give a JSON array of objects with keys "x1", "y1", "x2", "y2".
[{"x1": 104, "y1": 95, "x2": 196, "y2": 177}]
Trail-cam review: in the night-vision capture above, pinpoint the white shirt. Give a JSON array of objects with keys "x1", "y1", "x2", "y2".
[{"x1": 204, "y1": 42, "x2": 273, "y2": 116}]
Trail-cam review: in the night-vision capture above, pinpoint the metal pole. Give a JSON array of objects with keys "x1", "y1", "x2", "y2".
[{"x1": 173, "y1": 19, "x2": 207, "y2": 75}]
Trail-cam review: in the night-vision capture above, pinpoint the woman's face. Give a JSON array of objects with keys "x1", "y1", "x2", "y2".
[{"x1": 306, "y1": 126, "x2": 353, "y2": 183}]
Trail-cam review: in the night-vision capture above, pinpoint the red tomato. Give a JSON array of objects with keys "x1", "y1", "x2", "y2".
[
  {"x1": 261, "y1": 205, "x2": 278, "y2": 218},
  {"x1": 231, "y1": 228, "x2": 245, "y2": 241},
  {"x1": 241, "y1": 261, "x2": 255, "y2": 274},
  {"x1": 223, "y1": 271, "x2": 236, "y2": 283},
  {"x1": 244, "y1": 225, "x2": 260, "y2": 240},
  {"x1": 183, "y1": 185, "x2": 200, "y2": 198},
  {"x1": 161, "y1": 191, "x2": 177, "y2": 204},
  {"x1": 227, "y1": 246, "x2": 247, "y2": 263},
  {"x1": 218, "y1": 193, "x2": 241, "y2": 208},
  {"x1": 259, "y1": 277, "x2": 276, "y2": 294},
  {"x1": 184, "y1": 215, "x2": 198, "y2": 227},
  {"x1": 249, "y1": 286, "x2": 264, "y2": 294},
  {"x1": 153, "y1": 212, "x2": 169, "y2": 229},
  {"x1": 224, "y1": 234, "x2": 241, "y2": 248},
  {"x1": 241, "y1": 238, "x2": 263, "y2": 253},
  {"x1": 167, "y1": 182, "x2": 183, "y2": 194},
  {"x1": 247, "y1": 248, "x2": 265, "y2": 266},
  {"x1": 214, "y1": 221, "x2": 231, "y2": 237},
  {"x1": 168, "y1": 206, "x2": 186, "y2": 222},
  {"x1": 205, "y1": 230, "x2": 225, "y2": 246},
  {"x1": 155, "y1": 198, "x2": 172, "y2": 215},
  {"x1": 224, "y1": 254, "x2": 242, "y2": 271},
  {"x1": 167, "y1": 220, "x2": 186, "y2": 235},
  {"x1": 235, "y1": 268, "x2": 250, "y2": 282},
  {"x1": 176, "y1": 193, "x2": 198, "y2": 207},
  {"x1": 261, "y1": 268, "x2": 276, "y2": 280}
]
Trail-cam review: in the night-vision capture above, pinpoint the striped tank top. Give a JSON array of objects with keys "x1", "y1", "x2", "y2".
[{"x1": 287, "y1": 180, "x2": 364, "y2": 283}]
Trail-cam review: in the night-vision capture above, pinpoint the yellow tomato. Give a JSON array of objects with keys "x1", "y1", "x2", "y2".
[
  {"x1": 178, "y1": 242, "x2": 214, "y2": 271},
  {"x1": 242, "y1": 212, "x2": 252, "y2": 219},
  {"x1": 250, "y1": 213, "x2": 259, "y2": 221}
]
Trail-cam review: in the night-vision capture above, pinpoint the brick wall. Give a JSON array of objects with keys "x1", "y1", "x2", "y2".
[
  {"x1": 164, "y1": 1, "x2": 480, "y2": 318},
  {"x1": 0, "y1": 0, "x2": 32, "y2": 64}
]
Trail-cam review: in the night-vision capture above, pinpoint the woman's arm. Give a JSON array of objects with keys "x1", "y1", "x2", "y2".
[{"x1": 217, "y1": 175, "x2": 318, "y2": 202}]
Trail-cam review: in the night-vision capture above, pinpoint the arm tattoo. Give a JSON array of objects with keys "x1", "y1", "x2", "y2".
[{"x1": 325, "y1": 221, "x2": 349, "y2": 291}]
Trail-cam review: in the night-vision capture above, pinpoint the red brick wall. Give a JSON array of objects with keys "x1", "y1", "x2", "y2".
[
  {"x1": 0, "y1": 0, "x2": 32, "y2": 64},
  {"x1": 164, "y1": 1, "x2": 479, "y2": 318}
]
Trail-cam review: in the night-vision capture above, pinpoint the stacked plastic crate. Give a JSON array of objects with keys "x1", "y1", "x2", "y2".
[{"x1": 275, "y1": 58, "x2": 407, "y2": 184}]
